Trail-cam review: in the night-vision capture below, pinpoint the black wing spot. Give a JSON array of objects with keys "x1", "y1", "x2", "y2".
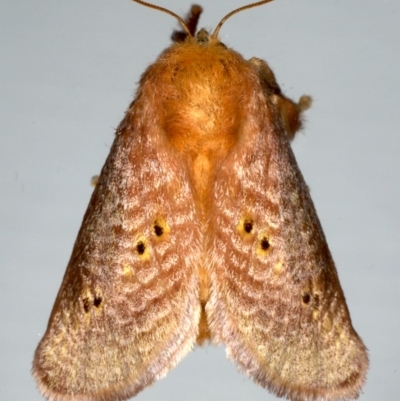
[
  {"x1": 314, "y1": 294, "x2": 320, "y2": 308},
  {"x1": 237, "y1": 217, "x2": 255, "y2": 238},
  {"x1": 82, "y1": 297, "x2": 90, "y2": 313},
  {"x1": 244, "y1": 221, "x2": 253, "y2": 233},
  {"x1": 260, "y1": 237, "x2": 270, "y2": 250},
  {"x1": 94, "y1": 295, "x2": 102, "y2": 308},
  {"x1": 302, "y1": 293, "x2": 311, "y2": 304},
  {"x1": 136, "y1": 241, "x2": 146, "y2": 255},
  {"x1": 154, "y1": 224, "x2": 164, "y2": 237},
  {"x1": 153, "y1": 218, "x2": 169, "y2": 239}
]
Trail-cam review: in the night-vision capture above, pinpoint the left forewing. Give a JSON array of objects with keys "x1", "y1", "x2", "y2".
[{"x1": 33, "y1": 103, "x2": 202, "y2": 401}]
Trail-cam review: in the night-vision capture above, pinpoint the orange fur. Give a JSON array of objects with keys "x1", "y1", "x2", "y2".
[{"x1": 143, "y1": 39, "x2": 254, "y2": 208}]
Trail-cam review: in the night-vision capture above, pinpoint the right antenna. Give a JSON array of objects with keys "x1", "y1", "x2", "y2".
[{"x1": 212, "y1": 0, "x2": 274, "y2": 39}]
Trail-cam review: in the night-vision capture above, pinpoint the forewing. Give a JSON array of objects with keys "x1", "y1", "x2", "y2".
[
  {"x1": 33, "y1": 109, "x2": 201, "y2": 401},
  {"x1": 207, "y1": 106, "x2": 368, "y2": 400}
]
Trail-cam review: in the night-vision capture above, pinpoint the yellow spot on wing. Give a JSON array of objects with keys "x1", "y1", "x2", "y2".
[
  {"x1": 122, "y1": 262, "x2": 132, "y2": 275},
  {"x1": 236, "y1": 216, "x2": 254, "y2": 239},
  {"x1": 153, "y1": 216, "x2": 170, "y2": 240},
  {"x1": 256, "y1": 231, "x2": 271, "y2": 257},
  {"x1": 273, "y1": 260, "x2": 283, "y2": 275},
  {"x1": 323, "y1": 315, "x2": 332, "y2": 331},
  {"x1": 135, "y1": 234, "x2": 151, "y2": 261}
]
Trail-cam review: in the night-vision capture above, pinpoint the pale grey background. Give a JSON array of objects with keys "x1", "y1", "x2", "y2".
[{"x1": 1, "y1": 0, "x2": 399, "y2": 400}]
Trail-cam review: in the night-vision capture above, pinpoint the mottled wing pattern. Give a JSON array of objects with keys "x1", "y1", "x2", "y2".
[
  {"x1": 33, "y1": 106, "x2": 201, "y2": 401},
  {"x1": 207, "y1": 103, "x2": 368, "y2": 400}
]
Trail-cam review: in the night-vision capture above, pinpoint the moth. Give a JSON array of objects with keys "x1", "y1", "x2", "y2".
[{"x1": 32, "y1": 1, "x2": 369, "y2": 401}]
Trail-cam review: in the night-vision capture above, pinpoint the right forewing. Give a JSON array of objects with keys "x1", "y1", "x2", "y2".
[{"x1": 207, "y1": 100, "x2": 368, "y2": 401}]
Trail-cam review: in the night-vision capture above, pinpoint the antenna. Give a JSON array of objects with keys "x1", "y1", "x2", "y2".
[
  {"x1": 131, "y1": 0, "x2": 275, "y2": 40},
  {"x1": 131, "y1": 0, "x2": 191, "y2": 37},
  {"x1": 212, "y1": 0, "x2": 274, "y2": 39}
]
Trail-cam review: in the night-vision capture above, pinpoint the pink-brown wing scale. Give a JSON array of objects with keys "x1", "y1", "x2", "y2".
[
  {"x1": 207, "y1": 95, "x2": 368, "y2": 400},
  {"x1": 32, "y1": 96, "x2": 202, "y2": 401}
]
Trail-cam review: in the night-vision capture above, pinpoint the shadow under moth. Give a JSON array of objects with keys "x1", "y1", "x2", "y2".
[{"x1": 32, "y1": 1, "x2": 369, "y2": 400}]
